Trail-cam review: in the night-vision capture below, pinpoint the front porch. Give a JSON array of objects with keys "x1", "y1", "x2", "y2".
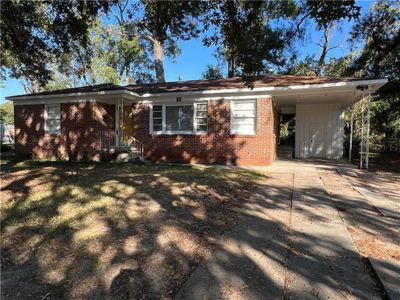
[
  {"x1": 95, "y1": 98, "x2": 145, "y2": 161},
  {"x1": 97, "y1": 129, "x2": 144, "y2": 161}
]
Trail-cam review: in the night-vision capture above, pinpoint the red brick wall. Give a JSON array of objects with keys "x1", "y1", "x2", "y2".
[
  {"x1": 14, "y1": 102, "x2": 115, "y2": 160},
  {"x1": 14, "y1": 104, "x2": 44, "y2": 157},
  {"x1": 271, "y1": 99, "x2": 280, "y2": 162},
  {"x1": 132, "y1": 98, "x2": 277, "y2": 166},
  {"x1": 14, "y1": 98, "x2": 278, "y2": 165}
]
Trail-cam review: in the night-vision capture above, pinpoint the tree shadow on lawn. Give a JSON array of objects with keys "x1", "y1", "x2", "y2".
[
  {"x1": 1, "y1": 161, "x2": 397, "y2": 299},
  {"x1": 1, "y1": 161, "x2": 265, "y2": 299}
]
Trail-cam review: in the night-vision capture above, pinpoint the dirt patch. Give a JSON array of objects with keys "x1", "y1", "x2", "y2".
[
  {"x1": 0, "y1": 160, "x2": 265, "y2": 299},
  {"x1": 347, "y1": 225, "x2": 400, "y2": 261}
]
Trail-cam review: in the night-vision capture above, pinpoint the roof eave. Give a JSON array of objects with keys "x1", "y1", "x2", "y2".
[
  {"x1": 6, "y1": 78, "x2": 388, "y2": 101},
  {"x1": 138, "y1": 78, "x2": 389, "y2": 98}
]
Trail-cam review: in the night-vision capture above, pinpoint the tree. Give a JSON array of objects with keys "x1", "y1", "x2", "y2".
[
  {"x1": 88, "y1": 18, "x2": 153, "y2": 85},
  {"x1": 202, "y1": 65, "x2": 224, "y2": 80},
  {"x1": 202, "y1": 0, "x2": 299, "y2": 84},
  {"x1": 1, "y1": 0, "x2": 113, "y2": 90},
  {"x1": 202, "y1": 0, "x2": 361, "y2": 86},
  {"x1": 315, "y1": 22, "x2": 340, "y2": 76},
  {"x1": 324, "y1": 55, "x2": 355, "y2": 77},
  {"x1": 286, "y1": 22, "x2": 346, "y2": 77},
  {"x1": 304, "y1": 0, "x2": 361, "y2": 29},
  {"x1": 127, "y1": 0, "x2": 204, "y2": 82},
  {"x1": 0, "y1": 101, "x2": 14, "y2": 125},
  {"x1": 286, "y1": 55, "x2": 318, "y2": 76},
  {"x1": 43, "y1": 17, "x2": 154, "y2": 90}
]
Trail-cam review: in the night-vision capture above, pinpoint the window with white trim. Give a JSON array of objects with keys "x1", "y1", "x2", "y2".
[
  {"x1": 230, "y1": 100, "x2": 256, "y2": 135},
  {"x1": 195, "y1": 103, "x2": 208, "y2": 132},
  {"x1": 151, "y1": 102, "x2": 208, "y2": 134},
  {"x1": 152, "y1": 105, "x2": 163, "y2": 132},
  {"x1": 44, "y1": 104, "x2": 61, "y2": 134}
]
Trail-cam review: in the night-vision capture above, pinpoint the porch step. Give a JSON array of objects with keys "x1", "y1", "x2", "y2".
[
  {"x1": 114, "y1": 151, "x2": 143, "y2": 163},
  {"x1": 99, "y1": 146, "x2": 140, "y2": 152},
  {"x1": 278, "y1": 145, "x2": 293, "y2": 159}
]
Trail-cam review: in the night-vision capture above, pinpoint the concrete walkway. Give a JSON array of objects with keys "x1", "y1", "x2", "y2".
[
  {"x1": 317, "y1": 166, "x2": 400, "y2": 300},
  {"x1": 337, "y1": 167, "x2": 400, "y2": 219},
  {"x1": 175, "y1": 161, "x2": 382, "y2": 299}
]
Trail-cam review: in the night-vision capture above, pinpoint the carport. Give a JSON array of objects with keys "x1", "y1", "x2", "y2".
[{"x1": 273, "y1": 78, "x2": 387, "y2": 168}]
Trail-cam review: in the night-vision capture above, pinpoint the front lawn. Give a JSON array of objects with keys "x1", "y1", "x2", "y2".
[{"x1": 0, "y1": 160, "x2": 264, "y2": 299}]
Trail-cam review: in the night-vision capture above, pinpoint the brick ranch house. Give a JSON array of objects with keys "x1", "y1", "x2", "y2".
[{"x1": 7, "y1": 75, "x2": 387, "y2": 166}]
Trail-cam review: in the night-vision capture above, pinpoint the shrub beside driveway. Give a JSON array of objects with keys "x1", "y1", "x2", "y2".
[{"x1": 0, "y1": 159, "x2": 264, "y2": 299}]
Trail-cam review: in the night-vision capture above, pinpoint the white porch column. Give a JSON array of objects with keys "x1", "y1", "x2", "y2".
[{"x1": 115, "y1": 97, "x2": 121, "y2": 147}]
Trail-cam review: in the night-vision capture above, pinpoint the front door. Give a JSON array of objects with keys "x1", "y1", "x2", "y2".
[
  {"x1": 121, "y1": 104, "x2": 133, "y2": 143},
  {"x1": 308, "y1": 122, "x2": 326, "y2": 157}
]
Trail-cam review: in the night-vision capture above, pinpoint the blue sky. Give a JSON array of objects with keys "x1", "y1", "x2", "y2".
[{"x1": 0, "y1": 0, "x2": 373, "y2": 103}]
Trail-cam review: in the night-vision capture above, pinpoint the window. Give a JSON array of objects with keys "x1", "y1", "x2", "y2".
[
  {"x1": 44, "y1": 104, "x2": 61, "y2": 134},
  {"x1": 151, "y1": 102, "x2": 208, "y2": 134},
  {"x1": 166, "y1": 105, "x2": 194, "y2": 132},
  {"x1": 195, "y1": 103, "x2": 208, "y2": 132},
  {"x1": 152, "y1": 105, "x2": 163, "y2": 132},
  {"x1": 230, "y1": 100, "x2": 256, "y2": 135}
]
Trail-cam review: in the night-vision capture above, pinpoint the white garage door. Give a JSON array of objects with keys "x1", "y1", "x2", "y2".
[
  {"x1": 295, "y1": 104, "x2": 344, "y2": 159},
  {"x1": 309, "y1": 122, "x2": 327, "y2": 157}
]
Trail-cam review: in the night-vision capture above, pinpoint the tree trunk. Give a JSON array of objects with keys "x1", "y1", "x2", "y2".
[
  {"x1": 153, "y1": 36, "x2": 165, "y2": 83},
  {"x1": 316, "y1": 24, "x2": 332, "y2": 76},
  {"x1": 228, "y1": 57, "x2": 235, "y2": 77},
  {"x1": 23, "y1": 77, "x2": 41, "y2": 94},
  {"x1": 125, "y1": 64, "x2": 132, "y2": 85}
]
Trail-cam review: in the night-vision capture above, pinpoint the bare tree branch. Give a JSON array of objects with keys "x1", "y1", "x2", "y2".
[{"x1": 286, "y1": 12, "x2": 311, "y2": 43}]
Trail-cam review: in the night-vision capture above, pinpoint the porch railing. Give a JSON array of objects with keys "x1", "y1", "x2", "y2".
[
  {"x1": 123, "y1": 136, "x2": 145, "y2": 160},
  {"x1": 98, "y1": 129, "x2": 117, "y2": 149},
  {"x1": 97, "y1": 129, "x2": 145, "y2": 160}
]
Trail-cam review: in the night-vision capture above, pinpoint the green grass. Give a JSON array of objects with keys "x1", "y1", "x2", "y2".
[{"x1": 1, "y1": 161, "x2": 265, "y2": 299}]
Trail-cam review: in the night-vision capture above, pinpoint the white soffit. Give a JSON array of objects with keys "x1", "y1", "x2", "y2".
[{"x1": 273, "y1": 80, "x2": 387, "y2": 107}]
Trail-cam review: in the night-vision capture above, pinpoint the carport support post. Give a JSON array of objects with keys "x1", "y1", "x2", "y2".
[
  {"x1": 349, "y1": 105, "x2": 354, "y2": 162},
  {"x1": 359, "y1": 93, "x2": 371, "y2": 170},
  {"x1": 365, "y1": 93, "x2": 371, "y2": 169},
  {"x1": 360, "y1": 99, "x2": 364, "y2": 169}
]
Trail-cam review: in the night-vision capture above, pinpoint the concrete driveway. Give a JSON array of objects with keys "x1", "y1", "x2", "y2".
[{"x1": 175, "y1": 160, "x2": 399, "y2": 299}]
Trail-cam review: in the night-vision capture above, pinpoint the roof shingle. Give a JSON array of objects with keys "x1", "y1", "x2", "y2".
[{"x1": 8, "y1": 75, "x2": 360, "y2": 99}]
